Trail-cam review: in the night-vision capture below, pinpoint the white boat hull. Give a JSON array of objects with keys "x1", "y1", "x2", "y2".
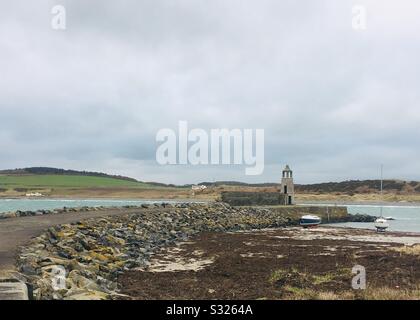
[
  {"x1": 375, "y1": 218, "x2": 389, "y2": 232},
  {"x1": 300, "y1": 215, "x2": 321, "y2": 228}
]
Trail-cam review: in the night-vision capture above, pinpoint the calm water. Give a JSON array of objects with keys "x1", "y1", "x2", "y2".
[
  {"x1": 301, "y1": 203, "x2": 420, "y2": 233},
  {"x1": 334, "y1": 204, "x2": 420, "y2": 233},
  {"x1": 0, "y1": 198, "x2": 188, "y2": 213}
]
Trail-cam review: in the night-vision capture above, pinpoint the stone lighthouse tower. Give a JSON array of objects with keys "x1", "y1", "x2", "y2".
[{"x1": 280, "y1": 165, "x2": 294, "y2": 205}]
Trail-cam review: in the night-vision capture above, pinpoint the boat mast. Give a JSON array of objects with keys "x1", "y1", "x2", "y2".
[{"x1": 380, "y1": 164, "x2": 383, "y2": 218}]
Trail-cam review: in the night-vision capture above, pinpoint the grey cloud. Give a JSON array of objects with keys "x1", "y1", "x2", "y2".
[{"x1": 1, "y1": 0, "x2": 420, "y2": 184}]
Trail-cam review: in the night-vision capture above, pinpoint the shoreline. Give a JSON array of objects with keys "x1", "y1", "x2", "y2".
[
  {"x1": 2, "y1": 196, "x2": 420, "y2": 208},
  {"x1": 297, "y1": 200, "x2": 420, "y2": 207},
  {"x1": 2, "y1": 190, "x2": 420, "y2": 205},
  {"x1": 325, "y1": 224, "x2": 420, "y2": 236}
]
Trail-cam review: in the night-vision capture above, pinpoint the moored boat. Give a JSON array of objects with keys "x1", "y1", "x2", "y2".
[
  {"x1": 374, "y1": 217, "x2": 389, "y2": 232},
  {"x1": 300, "y1": 215, "x2": 321, "y2": 228},
  {"x1": 375, "y1": 165, "x2": 390, "y2": 232}
]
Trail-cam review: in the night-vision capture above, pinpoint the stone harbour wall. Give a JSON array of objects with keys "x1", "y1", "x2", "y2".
[
  {"x1": 267, "y1": 205, "x2": 348, "y2": 223},
  {"x1": 220, "y1": 191, "x2": 286, "y2": 206}
]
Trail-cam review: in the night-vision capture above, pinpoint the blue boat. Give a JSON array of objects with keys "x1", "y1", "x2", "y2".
[{"x1": 299, "y1": 215, "x2": 321, "y2": 228}]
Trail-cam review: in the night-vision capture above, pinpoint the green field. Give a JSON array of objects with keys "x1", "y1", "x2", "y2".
[{"x1": 0, "y1": 174, "x2": 157, "y2": 189}]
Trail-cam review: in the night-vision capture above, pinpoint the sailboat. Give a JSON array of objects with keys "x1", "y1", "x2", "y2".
[{"x1": 374, "y1": 165, "x2": 389, "y2": 232}]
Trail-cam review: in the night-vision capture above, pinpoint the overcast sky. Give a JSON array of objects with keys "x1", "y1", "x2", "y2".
[{"x1": 1, "y1": 0, "x2": 420, "y2": 184}]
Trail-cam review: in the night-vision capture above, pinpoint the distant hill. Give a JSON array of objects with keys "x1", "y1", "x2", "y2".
[
  {"x1": 197, "y1": 179, "x2": 420, "y2": 194},
  {"x1": 0, "y1": 167, "x2": 186, "y2": 191},
  {"x1": 295, "y1": 180, "x2": 420, "y2": 194},
  {"x1": 0, "y1": 167, "x2": 139, "y2": 183},
  {"x1": 1, "y1": 167, "x2": 419, "y2": 194},
  {"x1": 196, "y1": 181, "x2": 279, "y2": 188}
]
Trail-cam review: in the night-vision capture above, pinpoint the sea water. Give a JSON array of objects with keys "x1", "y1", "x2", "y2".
[
  {"x1": 336, "y1": 204, "x2": 420, "y2": 233},
  {"x1": 300, "y1": 203, "x2": 420, "y2": 233}
]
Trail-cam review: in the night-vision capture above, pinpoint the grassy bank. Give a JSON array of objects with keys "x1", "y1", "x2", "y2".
[
  {"x1": 0, "y1": 174, "x2": 191, "y2": 199},
  {"x1": 0, "y1": 174, "x2": 151, "y2": 188}
]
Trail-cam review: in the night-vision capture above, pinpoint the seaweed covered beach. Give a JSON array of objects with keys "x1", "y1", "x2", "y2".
[{"x1": 119, "y1": 227, "x2": 420, "y2": 300}]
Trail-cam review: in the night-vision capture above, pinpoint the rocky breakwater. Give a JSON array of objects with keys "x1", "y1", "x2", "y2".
[
  {"x1": 0, "y1": 205, "x2": 146, "y2": 220},
  {"x1": 343, "y1": 213, "x2": 377, "y2": 223},
  {"x1": 17, "y1": 203, "x2": 290, "y2": 300}
]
